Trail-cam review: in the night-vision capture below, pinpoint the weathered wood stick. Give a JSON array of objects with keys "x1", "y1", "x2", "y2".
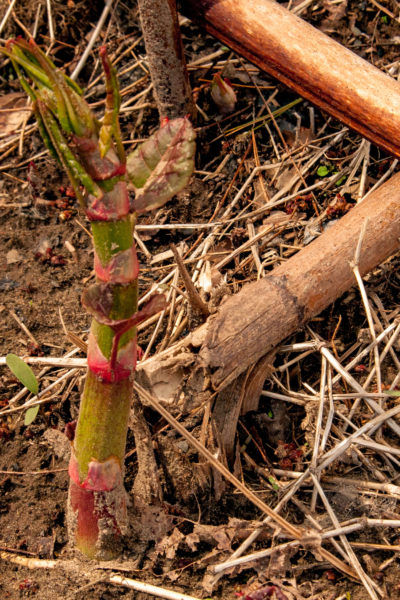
[
  {"x1": 200, "y1": 173, "x2": 400, "y2": 388},
  {"x1": 137, "y1": 0, "x2": 196, "y2": 119},
  {"x1": 180, "y1": 0, "x2": 400, "y2": 157}
]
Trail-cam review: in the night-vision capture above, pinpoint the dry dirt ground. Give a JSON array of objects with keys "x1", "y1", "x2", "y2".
[{"x1": 1, "y1": 1, "x2": 400, "y2": 599}]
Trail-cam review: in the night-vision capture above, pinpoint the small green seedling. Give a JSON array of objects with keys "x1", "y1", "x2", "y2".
[
  {"x1": 317, "y1": 164, "x2": 330, "y2": 177},
  {"x1": 5, "y1": 353, "x2": 39, "y2": 425},
  {"x1": 23, "y1": 405, "x2": 39, "y2": 426},
  {"x1": 6, "y1": 353, "x2": 38, "y2": 395}
]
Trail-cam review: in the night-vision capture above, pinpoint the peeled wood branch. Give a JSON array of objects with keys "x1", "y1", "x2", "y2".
[
  {"x1": 200, "y1": 173, "x2": 400, "y2": 388},
  {"x1": 180, "y1": 0, "x2": 400, "y2": 158}
]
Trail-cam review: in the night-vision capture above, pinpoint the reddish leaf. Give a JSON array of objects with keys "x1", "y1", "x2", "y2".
[
  {"x1": 127, "y1": 117, "x2": 195, "y2": 213},
  {"x1": 245, "y1": 585, "x2": 288, "y2": 600}
]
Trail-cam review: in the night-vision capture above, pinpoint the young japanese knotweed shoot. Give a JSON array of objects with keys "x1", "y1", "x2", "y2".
[
  {"x1": 3, "y1": 39, "x2": 195, "y2": 560},
  {"x1": 210, "y1": 72, "x2": 237, "y2": 114}
]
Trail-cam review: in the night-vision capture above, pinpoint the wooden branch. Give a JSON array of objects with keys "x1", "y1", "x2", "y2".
[
  {"x1": 138, "y1": 0, "x2": 196, "y2": 120},
  {"x1": 200, "y1": 173, "x2": 400, "y2": 388},
  {"x1": 138, "y1": 173, "x2": 400, "y2": 407},
  {"x1": 180, "y1": 0, "x2": 400, "y2": 158}
]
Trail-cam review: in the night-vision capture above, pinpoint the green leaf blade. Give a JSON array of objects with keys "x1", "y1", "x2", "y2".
[
  {"x1": 6, "y1": 353, "x2": 39, "y2": 395},
  {"x1": 24, "y1": 405, "x2": 40, "y2": 426}
]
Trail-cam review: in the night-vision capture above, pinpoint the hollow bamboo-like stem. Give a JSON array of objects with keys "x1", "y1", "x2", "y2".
[
  {"x1": 67, "y1": 182, "x2": 138, "y2": 559},
  {"x1": 5, "y1": 39, "x2": 195, "y2": 561},
  {"x1": 180, "y1": 0, "x2": 400, "y2": 158}
]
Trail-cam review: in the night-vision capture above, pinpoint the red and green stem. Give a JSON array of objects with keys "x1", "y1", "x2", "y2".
[
  {"x1": 68, "y1": 190, "x2": 138, "y2": 559},
  {"x1": 68, "y1": 154, "x2": 164, "y2": 559},
  {"x1": 4, "y1": 38, "x2": 195, "y2": 560}
]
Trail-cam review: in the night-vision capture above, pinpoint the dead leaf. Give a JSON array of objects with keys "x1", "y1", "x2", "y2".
[
  {"x1": 42, "y1": 428, "x2": 70, "y2": 462},
  {"x1": 245, "y1": 584, "x2": 289, "y2": 600},
  {"x1": 166, "y1": 569, "x2": 180, "y2": 582},
  {"x1": 276, "y1": 166, "x2": 297, "y2": 190},
  {"x1": 136, "y1": 351, "x2": 195, "y2": 404},
  {"x1": 213, "y1": 528, "x2": 233, "y2": 552},
  {"x1": 34, "y1": 535, "x2": 55, "y2": 559},
  {"x1": 222, "y1": 62, "x2": 251, "y2": 84},
  {"x1": 0, "y1": 93, "x2": 30, "y2": 135},
  {"x1": 297, "y1": 126, "x2": 312, "y2": 146},
  {"x1": 185, "y1": 532, "x2": 200, "y2": 552},
  {"x1": 264, "y1": 211, "x2": 289, "y2": 227},
  {"x1": 253, "y1": 178, "x2": 270, "y2": 206},
  {"x1": 323, "y1": 0, "x2": 348, "y2": 22},
  {"x1": 268, "y1": 544, "x2": 297, "y2": 577},
  {"x1": 320, "y1": 0, "x2": 348, "y2": 33},
  {"x1": 6, "y1": 249, "x2": 22, "y2": 265},
  {"x1": 209, "y1": 238, "x2": 234, "y2": 264},
  {"x1": 132, "y1": 501, "x2": 175, "y2": 542},
  {"x1": 192, "y1": 518, "x2": 262, "y2": 549},
  {"x1": 198, "y1": 260, "x2": 223, "y2": 295},
  {"x1": 155, "y1": 526, "x2": 185, "y2": 559}
]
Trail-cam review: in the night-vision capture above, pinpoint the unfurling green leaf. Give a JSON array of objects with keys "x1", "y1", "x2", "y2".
[
  {"x1": 6, "y1": 353, "x2": 39, "y2": 395},
  {"x1": 24, "y1": 405, "x2": 40, "y2": 426},
  {"x1": 126, "y1": 117, "x2": 195, "y2": 213},
  {"x1": 99, "y1": 46, "x2": 124, "y2": 161}
]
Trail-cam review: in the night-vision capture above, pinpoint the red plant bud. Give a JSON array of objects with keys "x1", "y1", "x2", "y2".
[
  {"x1": 65, "y1": 420, "x2": 77, "y2": 442},
  {"x1": 211, "y1": 73, "x2": 237, "y2": 114}
]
